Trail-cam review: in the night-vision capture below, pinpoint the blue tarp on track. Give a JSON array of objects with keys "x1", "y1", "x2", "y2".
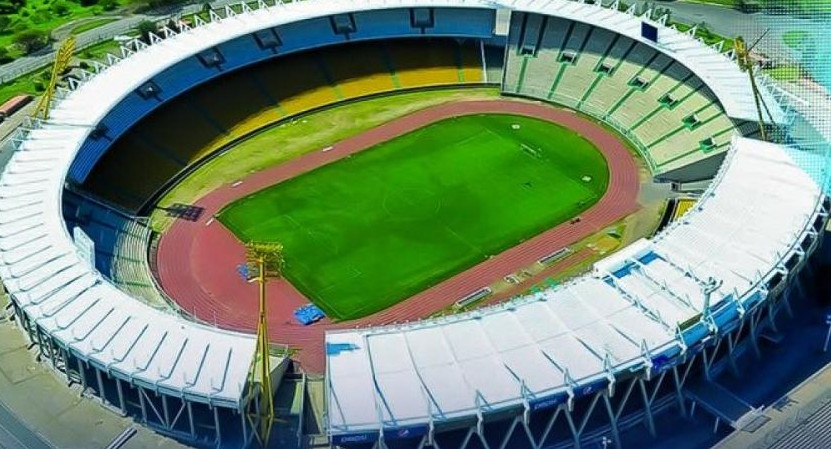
[{"x1": 295, "y1": 305, "x2": 325, "y2": 325}]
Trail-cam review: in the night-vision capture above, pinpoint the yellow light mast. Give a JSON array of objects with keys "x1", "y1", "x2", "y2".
[
  {"x1": 244, "y1": 242, "x2": 284, "y2": 448},
  {"x1": 734, "y1": 34, "x2": 775, "y2": 142},
  {"x1": 33, "y1": 36, "x2": 76, "y2": 120}
]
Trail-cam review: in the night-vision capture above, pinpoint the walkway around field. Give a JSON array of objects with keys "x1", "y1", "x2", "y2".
[
  {"x1": 155, "y1": 99, "x2": 641, "y2": 373},
  {"x1": 714, "y1": 359, "x2": 831, "y2": 449},
  {"x1": 0, "y1": 295, "x2": 189, "y2": 449}
]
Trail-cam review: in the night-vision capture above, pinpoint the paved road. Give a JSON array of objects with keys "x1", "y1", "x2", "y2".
[{"x1": 0, "y1": 398, "x2": 54, "y2": 449}]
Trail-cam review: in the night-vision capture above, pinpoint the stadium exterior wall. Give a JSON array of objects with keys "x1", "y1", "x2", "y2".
[{"x1": 0, "y1": 1, "x2": 820, "y2": 448}]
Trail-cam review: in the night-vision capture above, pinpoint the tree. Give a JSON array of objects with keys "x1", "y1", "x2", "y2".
[
  {"x1": 100, "y1": 0, "x2": 117, "y2": 11},
  {"x1": 0, "y1": 1, "x2": 16, "y2": 14},
  {"x1": 13, "y1": 29, "x2": 49, "y2": 54},
  {"x1": 0, "y1": 15, "x2": 12, "y2": 34},
  {"x1": 51, "y1": 0, "x2": 71, "y2": 16},
  {"x1": 136, "y1": 19, "x2": 158, "y2": 43},
  {"x1": 0, "y1": 46, "x2": 13, "y2": 64}
]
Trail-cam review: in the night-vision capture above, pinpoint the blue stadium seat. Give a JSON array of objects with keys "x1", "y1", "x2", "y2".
[
  {"x1": 69, "y1": 137, "x2": 112, "y2": 184},
  {"x1": 430, "y1": 8, "x2": 495, "y2": 37},
  {"x1": 277, "y1": 17, "x2": 345, "y2": 54},
  {"x1": 152, "y1": 57, "x2": 217, "y2": 101},
  {"x1": 351, "y1": 9, "x2": 417, "y2": 40},
  {"x1": 217, "y1": 34, "x2": 270, "y2": 71}
]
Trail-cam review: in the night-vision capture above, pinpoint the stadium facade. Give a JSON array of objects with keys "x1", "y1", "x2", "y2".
[{"x1": 0, "y1": 0, "x2": 827, "y2": 448}]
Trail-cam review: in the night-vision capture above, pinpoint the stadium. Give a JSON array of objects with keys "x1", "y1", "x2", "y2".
[{"x1": 0, "y1": 0, "x2": 829, "y2": 448}]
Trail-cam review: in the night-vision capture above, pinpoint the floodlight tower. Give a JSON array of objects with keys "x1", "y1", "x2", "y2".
[
  {"x1": 734, "y1": 34, "x2": 775, "y2": 142},
  {"x1": 33, "y1": 36, "x2": 76, "y2": 120},
  {"x1": 244, "y1": 242, "x2": 284, "y2": 448}
]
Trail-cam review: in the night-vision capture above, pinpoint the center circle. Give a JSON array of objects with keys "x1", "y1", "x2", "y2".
[{"x1": 382, "y1": 187, "x2": 442, "y2": 221}]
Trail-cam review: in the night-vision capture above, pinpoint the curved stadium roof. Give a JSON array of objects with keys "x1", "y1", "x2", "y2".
[{"x1": 0, "y1": 0, "x2": 823, "y2": 436}]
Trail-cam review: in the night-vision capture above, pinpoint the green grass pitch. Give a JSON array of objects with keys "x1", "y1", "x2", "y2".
[{"x1": 217, "y1": 114, "x2": 609, "y2": 320}]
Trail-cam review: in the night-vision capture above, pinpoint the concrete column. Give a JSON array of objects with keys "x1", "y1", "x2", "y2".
[
  {"x1": 161, "y1": 394, "x2": 170, "y2": 429},
  {"x1": 213, "y1": 406, "x2": 222, "y2": 447},
  {"x1": 187, "y1": 401, "x2": 195, "y2": 438},
  {"x1": 638, "y1": 378, "x2": 656, "y2": 437},
  {"x1": 116, "y1": 378, "x2": 127, "y2": 414},
  {"x1": 138, "y1": 388, "x2": 148, "y2": 423},
  {"x1": 95, "y1": 368, "x2": 106, "y2": 404},
  {"x1": 602, "y1": 393, "x2": 622, "y2": 449},
  {"x1": 77, "y1": 358, "x2": 88, "y2": 390}
]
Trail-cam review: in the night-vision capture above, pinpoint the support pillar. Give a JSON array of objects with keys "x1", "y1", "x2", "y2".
[
  {"x1": 602, "y1": 393, "x2": 622, "y2": 449},
  {"x1": 77, "y1": 358, "x2": 87, "y2": 391},
  {"x1": 748, "y1": 312, "x2": 762, "y2": 358},
  {"x1": 213, "y1": 406, "x2": 222, "y2": 447},
  {"x1": 638, "y1": 379, "x2": 656, "y2": 437},
  {"x1": 162, "y1": 394, "x2": 171, "y2": 430},
  {"x1": 672, "y1": 366, "x2": 687, "y2": 418},
  {"x1": 116, "y1": 377, "x2": 127, "y2": 414},
  {"x1": 187, "y1": 402, "x2": 195, "y2": 439},
  {"x1": 62, "y1": 347, "x2": 71, "y2": 384},
  {"x1": 725, "y1": 334, "x2": 740, "y2": 376},
  {"x1": 138, "y1": 387, "x2": 148, "y2": 423},
  {"x1": 95, "y1": 368, "x2": 106, "y2": 404}
]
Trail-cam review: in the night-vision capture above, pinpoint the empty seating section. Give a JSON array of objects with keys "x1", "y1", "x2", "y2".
[
  {"x1": 188, "y1": 70, "x2": 284, "y2": 152},
  {"x1": 459, "y1": 42, "x2": 485, "y2": 83},
  {"x1": 605, "y1": 54, "x2": 675, "y2": 129},
  {"x1": 431, "y1": 7, "x2": 495, "y2": 37},
  {"x1": 252, "y1": 53, "x2": 339, "y2": 116},
  {"x1": 111, "y1": 220, "x2": 170, "y2": 310},
  {"x1": 317, "y1": 43, "x2": 396, "y2": 99},
  {"x1": 582, "y1": 41, "x2": 655, "y2": 114},
  {"x1": 484, "y1": 45, "x2": 504, "y2": 84},
  {"x1": 62, "y1": 191, "x2": 170, "y2": 310},
  {"x1": 545, "y1": 22, "x2": 593, "y2": 104},
  {"x1": 551, "y1": 27, "x2": 616, "y2": 107},
  {"x1": 504, "y1": 15, "x2": 569, "y2": 97},
  {"x1": 350, "y1": 9, "x2": 414, "y2": 38},
  {"x1": 84, "y1": 38, "x2": 487, "y2": 212},
  {"x1": 85, "y1": 134, "x2": 184, "y2": 208},
  {"x1": 138, "y1": 100, "x2": 228, "y2": 164},
  {"x1": 67, "y1": 92, "x2": 158, "y2": 183},
  {"x1": 503, "y1": 13, "x2": 738, "y2": 175},
  {"x1": 576, "y1": 34, "x2": 635, "y2": 115},
  {"x1": 386, "y1": 40, "x2": 465, "y2": 87},
  {"x1": 501, "y1": 14, "x2": 524, "y2": 90},
  {"x1": 153, "y1": 57, "x2": 213, "y2": 101}
]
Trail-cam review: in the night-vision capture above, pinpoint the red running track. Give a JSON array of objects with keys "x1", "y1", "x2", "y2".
[{"x1": 156, "y1": 100, "x2": 641, "y2": 373}]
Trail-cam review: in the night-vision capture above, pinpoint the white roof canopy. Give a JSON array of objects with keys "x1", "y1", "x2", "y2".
[
  {"x1": 0, "y1": 0, "x2": 803, "y2": 413},
  {"x1": 326, "y1": 137, "x2": 824, "y2": 434}
]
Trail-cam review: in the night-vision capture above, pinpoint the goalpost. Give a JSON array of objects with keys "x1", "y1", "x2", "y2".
[{"x1": 520, "y1": 143, "x2": 543, "y2": 159}]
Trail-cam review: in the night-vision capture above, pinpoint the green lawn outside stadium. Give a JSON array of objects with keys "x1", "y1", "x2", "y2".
[{"x1": 218, "y1": 114, "x2": 609, "y2": 320}]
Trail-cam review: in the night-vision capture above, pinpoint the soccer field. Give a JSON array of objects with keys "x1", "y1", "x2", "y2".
[{"x1": 218, "y1": 113, "x2": 609, "y2": 320}]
